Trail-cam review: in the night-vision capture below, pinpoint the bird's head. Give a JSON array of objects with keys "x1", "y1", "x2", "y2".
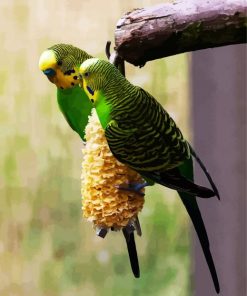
[
  {"x1": 39, "y1": 49, "x2": 57, "y2": 82},
  {"x1": 79, "y1": 58, "x2": 119, "y2": 103},
  {"x1": 39, "y1": 44, "x2": 89, "y2": 90}
]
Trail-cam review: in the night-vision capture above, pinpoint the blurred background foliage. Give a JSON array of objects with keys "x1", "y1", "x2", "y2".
[{"x1": 0, "y1": 1, "x2": 191, "y2": 295}]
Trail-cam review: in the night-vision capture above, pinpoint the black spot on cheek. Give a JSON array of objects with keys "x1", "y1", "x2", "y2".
[
  {"x1": 57, "y1": 61, "x2": 62, "y2": 66},
  {"x1": 71, "y1": 82, "x2": 75, "y2": 86},
  {"x1": 64, "y1": 69, "x2": 75, "y2": 75},
  {"x1": 60, "y1": 87, "x2": 64, "y2": 89},
  {"x1": 73, "y1": 76, "x2": 77, "y2": 80},
  {"x1": 91, "y1": 99, "x2": 94, "y2": 103}
]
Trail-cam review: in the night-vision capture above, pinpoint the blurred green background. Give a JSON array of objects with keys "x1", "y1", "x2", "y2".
[{"x1": 0, "y1": 1, "x2": 191, "y2": 295}]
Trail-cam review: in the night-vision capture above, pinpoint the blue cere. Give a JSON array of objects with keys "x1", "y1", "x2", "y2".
[{"x1": 43, "y1": 68, "x2": 56, "y2": 77}]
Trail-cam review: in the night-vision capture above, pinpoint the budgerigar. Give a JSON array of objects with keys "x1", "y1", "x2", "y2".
[
  {"x1": 39, "y1": 43, "x2": 93, "y2": 140},
  {"x1": 39, "y1": 44, "x2": 140, "y2": 278},
  {"x1": 78, "y1": 58, "x2": 220, "y2": 293}
]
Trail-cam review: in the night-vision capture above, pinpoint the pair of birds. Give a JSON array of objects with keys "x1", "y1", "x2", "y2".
[{"x1": 39, "y1": 43, "x2": 220, "y2": 294}]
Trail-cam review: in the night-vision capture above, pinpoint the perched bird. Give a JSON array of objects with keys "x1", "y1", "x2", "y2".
[
  {"x1": 79, "y1": 58, "x2": 220, "y2": 293},
  {"x1": 39, "y1": 44, "x2": 140, "y2": 278},
  {"x1": 39, "y1": 43, "x2": 93, "y2": 140}
]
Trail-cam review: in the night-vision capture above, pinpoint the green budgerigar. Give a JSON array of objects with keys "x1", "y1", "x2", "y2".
[
  {"x1": 79, "y1": 58, "x2": 220, "y2": 293},
  {"x1": 39, "y1": 44, "x2": 140, "y2": 278},
  {"x1": 39, "y1": 43, "x2": 93, "y2": 140}
]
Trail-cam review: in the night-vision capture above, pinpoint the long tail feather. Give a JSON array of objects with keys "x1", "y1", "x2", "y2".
[
  {"x1": 122, "y1": 228, "x2": 140, "y2": 278},
  {"x1": 180, "y1": 192, "x2": 220, "y2": 293},
  {"x1": 179, "y1": 158, "x2": 220, "y2": 294},
  {"x1": 189, "y1": 144, "x2": 220, "y2": 200}
]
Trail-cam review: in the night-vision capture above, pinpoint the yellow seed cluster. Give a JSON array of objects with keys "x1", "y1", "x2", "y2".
[{"x1": 81, "y1": 109, "x2": 145, "y2": 229}]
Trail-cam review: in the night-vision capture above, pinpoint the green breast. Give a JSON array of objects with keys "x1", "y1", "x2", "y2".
[
  {"x1": 57, "y1": 85, "x2": 93, "y2": 140},
  {"x1": 94, "y1": 90, "x2": 112, "y2": 130}
]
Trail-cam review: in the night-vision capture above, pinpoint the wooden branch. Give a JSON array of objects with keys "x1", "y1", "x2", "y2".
[{"x1": 115, "y1": 0, "x2": 247, "y2": 66}]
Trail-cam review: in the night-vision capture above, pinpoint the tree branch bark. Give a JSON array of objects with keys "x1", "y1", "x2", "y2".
[{"x1": 115, "y1": 0, "x2": 247, "y2": 66}]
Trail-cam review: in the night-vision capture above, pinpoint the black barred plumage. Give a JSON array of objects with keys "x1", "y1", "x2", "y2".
[
  {"x1": 79, "y1": 59, "x2": 215, "y2": 197},
  {"x1": 82, "y1": 60, "x2": 189, "y2": 171},
  {"x1": 79, "y1": 58, "x2": 220, "y2": 293},
  {"x1": 106, "y1": 79, "x2": 190, "y2": 172},
  {"x1": 49, "y1": 43, "x2": 92, "y2": 73}
]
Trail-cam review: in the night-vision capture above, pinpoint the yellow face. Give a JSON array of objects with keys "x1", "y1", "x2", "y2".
[
  {"x1": 79, "y1": 60, "x2": 99, "y2": 103},
  {"x1": 39, "y1": 49, "x2": 79, "y2": 89}
]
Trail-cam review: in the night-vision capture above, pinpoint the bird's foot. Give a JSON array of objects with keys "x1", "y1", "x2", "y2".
[{"x1": 115, "y1": 182, "x2": 148, "y2": 196}]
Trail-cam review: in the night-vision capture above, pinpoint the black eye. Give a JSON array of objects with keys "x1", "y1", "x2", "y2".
[{"x1": 84, "y1": 72, "x2": 90, "y2": 77}]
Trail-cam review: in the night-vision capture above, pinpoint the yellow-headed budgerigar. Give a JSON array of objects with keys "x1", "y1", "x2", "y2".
[
  {"x1": 39, "y1": 43, "x2": 93, "y2": 140},
  {"x1": 78, "y1": 58, "x2": 220, "y2": 293}
]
